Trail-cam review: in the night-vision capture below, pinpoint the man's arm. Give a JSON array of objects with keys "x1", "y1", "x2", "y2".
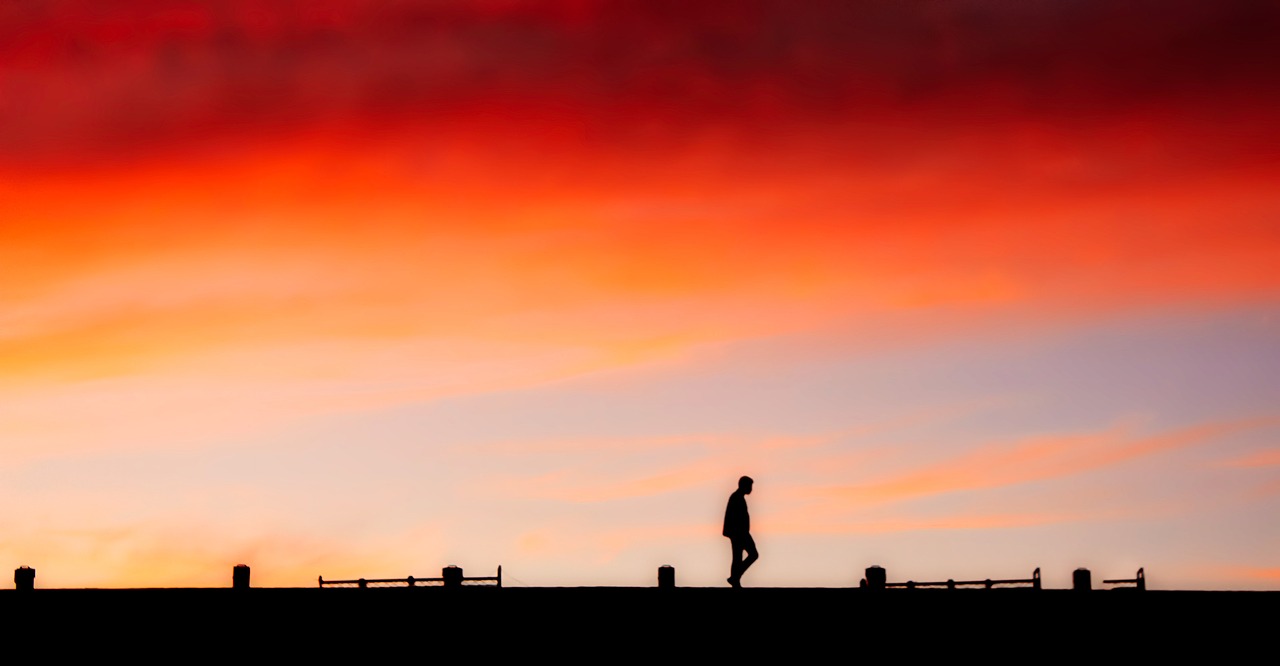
[{"x1": 723, "y1": 493, "x2": 747, "y2": 536}]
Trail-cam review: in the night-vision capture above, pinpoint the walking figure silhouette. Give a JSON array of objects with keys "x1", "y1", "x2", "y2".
[{"x1": 723, "y1": 476, "x2": 757, "y2": 588}]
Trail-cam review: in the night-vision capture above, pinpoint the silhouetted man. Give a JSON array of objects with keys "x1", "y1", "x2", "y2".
[{"x1": 723, "y1": 475, "x2": 758, "y2": 588}]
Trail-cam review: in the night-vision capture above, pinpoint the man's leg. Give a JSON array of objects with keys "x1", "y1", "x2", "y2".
[
  {"x1": 739, "y1": 535, "x2": 759, "y2": 579},
  {"x1": 728, "y1": 538, "x2": 744, "y2": 587}
]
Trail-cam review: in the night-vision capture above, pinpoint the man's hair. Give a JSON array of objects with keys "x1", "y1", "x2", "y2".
[{"x1": 738, "y1": 476, "x2": 754, "y2": 489}]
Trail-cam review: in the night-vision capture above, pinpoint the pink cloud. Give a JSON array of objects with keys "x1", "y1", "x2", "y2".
[
  {"x1": 817, "y1": 418, "x2": 1275, "y2": 508},
  {"x1": 1219, "y1": 449, "x2": 1280, "y2": 468}
]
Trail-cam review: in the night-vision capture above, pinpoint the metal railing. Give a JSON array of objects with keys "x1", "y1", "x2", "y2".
[
  {"x1": 1103, "y1": 567, "x2": 1145, "y2": 591},
  {"x1": 881, "y1": 567, "x2": 1042, "y2": 590},
  {"x1": 319, "y1": 565, "x2": 502, "y2": 589}
]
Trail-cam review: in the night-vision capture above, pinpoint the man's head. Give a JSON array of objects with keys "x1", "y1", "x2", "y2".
[{"x1": 738, "y1": 476, "x2": 754, "y2": 494}]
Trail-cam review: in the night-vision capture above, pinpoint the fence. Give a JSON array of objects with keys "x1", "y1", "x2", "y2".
[
  {"x1": 865, "y1": 567, "x2": 1042, "y2": 590},
  {"x1": 1102, "y1": 568, "x2": 1145, "y2": 591},
  {"x1": 319, "y1": 565, "x2": 502, "y2": 589}
]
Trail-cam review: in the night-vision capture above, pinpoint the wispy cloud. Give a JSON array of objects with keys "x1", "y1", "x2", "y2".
[
  {"x1": 815, "y1": 418, "x2": 1274, "y2": 508},
  {"x1": 768, "y1": 510, "x2": 1093, "y2": 536},
  {"x1": 476, "y1": 403, "x2": 1004, "y2": 504},
  {"x1": 1219, "y1": 448, "x2": 1280, "y2": 468},
  {"x1": 497, "y1": 457, "x2": 735, "y2": 504},
  {"x1": 481, "y1": 416, "x2": 1275, "y2": 523}
]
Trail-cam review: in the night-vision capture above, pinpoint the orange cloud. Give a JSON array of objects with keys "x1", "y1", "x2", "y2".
[
  {"x1": 818, "y1": 419, "x2": 1274, "y2": 508},
  {"x1": 0, "y1": 522, "x2": 449, "y2": 589},
  {"x1": 477, "y1": 414, "x2": 1273, "y2": 518},
  {"x1": 502, "y1": 459, "x2": 734, "y2": 504},
  {"x1": 1210, "y1": 566, "x2": 1280, "y2": 585},
  {"x1": 1220, "y1": 449, "x2": 1280, "y2": 468},
  {"x1": 4, "y1": 3, "x2": 1279, "y2": 591},
  {"x1": 769, "y1": 511, "x2": 1092, "y2": 536},
  {"x1": 3, "y1": 115, "x2": 1278, "y2": 464}
]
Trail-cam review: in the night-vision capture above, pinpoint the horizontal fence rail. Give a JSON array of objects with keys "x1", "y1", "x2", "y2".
[
  {"x1": 319, "y1": 566, "x2": 501, "y2": 589},
  {"x1": 1102, "y1": 568, "x2": 1145, "y2": 591},
  {"x1": 874, "y1": 567, "x2": 1041, "y2": 590}
]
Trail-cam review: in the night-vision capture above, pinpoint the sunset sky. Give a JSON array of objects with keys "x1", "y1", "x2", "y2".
[{"x1": 2, "y1": 1, "x2": 1279, "y2": 590}]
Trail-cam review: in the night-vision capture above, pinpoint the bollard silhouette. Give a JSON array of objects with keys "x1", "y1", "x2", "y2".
[
  {"x1": 14, "y1": 566, "x2": 35, "y2": 591},
  {"x1": 233, "y1": 564, "x2": 250, "y2": 590},
  {"x1": 658, "y1": 565, "x2": 675, "y2": 589},
  {"x1": 443, "y1": 565, "x2": 463, "y2": 588},
  {"x1": 1073, "y1": 568, "x2": 1092, "y2": 591},
  {"x1": 865, "y1": 566, "x2": 886, "y2": 591}
]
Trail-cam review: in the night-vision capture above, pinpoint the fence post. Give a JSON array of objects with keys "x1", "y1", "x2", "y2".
[
  {"x1": 14, "y1": 566, "x2": 34, "y2": 591},
  {"x1": 233, "y1": 564, "x2": 251, "y2": 590},
  {"x1": 1073, "y1": 568, "x2": 1091, "y2": 591},
  {"x1": 1136, "y1": 568, "x2": 1145, "y2": 591},
  {"x1": 658, "y1": 565, "x2": 675, "y2": 589},
  {"x1": 865, "y1": 566, "x2": 886, "y2": 591},
  {"x1": 443, "y1": 565, "x2": 463, "y2": 588},
  {"x1": 1033, "y1": 568, "x2": 1042, "y2": 591}
]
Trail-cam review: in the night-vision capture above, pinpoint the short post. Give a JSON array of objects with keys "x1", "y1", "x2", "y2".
[
  {"x1": 443, "y1": 565, "x2": 463, "y2": 588},
  {"x1": 14, "y1": 566, "x2": 35, "y2": 591},
  {"x1": 233, "y1": 564, "x2": 250, "y2": 590},
  {"x1": 658, "y1": 565, "x2": 675, "y2": 589},
  {"x1": 865, "y1": 566, "x2": 886, "y2": 591},
  {"x1": 1033, "y1": 567, "x2": 1042, "y2": 590},
  {"x1": 1073, "y1": 568, "x2": 1091, "y2": 591},
  {"x1": 1136, "y1": 567, "x2": 1145, "y2": 591}
]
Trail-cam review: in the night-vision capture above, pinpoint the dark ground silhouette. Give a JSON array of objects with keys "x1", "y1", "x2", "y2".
[{"x1": 1, "y1": 587, "x2": 1274, "y2": 659}]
